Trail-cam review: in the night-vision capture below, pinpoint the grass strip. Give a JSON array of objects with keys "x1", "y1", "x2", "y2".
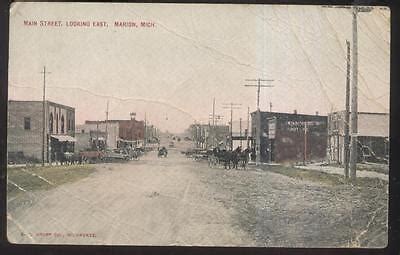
[
  {"x1": 262, "y1": 165, "x2": 387, "y2": 188},
  {"x1": 7, "y1": 164, "x2": 96, "y2": 198}
]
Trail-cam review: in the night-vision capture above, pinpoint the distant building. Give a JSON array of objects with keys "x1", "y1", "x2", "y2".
[
  {"x1": 8, "y1": 100, "x2": 76, "y2": 163},
  {"x1": 327, "y1": 111, "x2": 389, "y2": 164},
  {"x1": 76, "y1": 119, "x2": 145, "y2": 151},
  {"x1": 251, "y1": 111, "x2": 327, "y2": 163},
  {"x1": 145, "y1": 124, "x2": 159, "y2": 144},
  {"x1": 190, "y1": 124, "x2": 230, "y2": 149}
]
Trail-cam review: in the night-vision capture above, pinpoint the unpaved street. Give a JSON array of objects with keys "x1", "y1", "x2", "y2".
[
  {"x1": 7, "y1": 149, "x2": 387, "y2": 247},
  {"x1": 7, "y1": 150, "x2": 254, "y2": 246}
]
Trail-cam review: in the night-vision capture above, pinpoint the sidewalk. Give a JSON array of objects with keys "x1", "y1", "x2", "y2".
[
  {"x1": 294, "y1": 163, "x2": 388, "y2": 181},
  {"x1": 248, "y1": 161, "x2": 280, "y2": 166}
]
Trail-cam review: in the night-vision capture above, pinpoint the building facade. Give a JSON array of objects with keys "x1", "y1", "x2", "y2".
[
  {"x1": 251, "y1": 111, "x2": 327, "y2": 163},
  {"x1": 190, "y1": 124, "x2": 230, "y2": 149},
  {"x1": 327, "y1": 111, "x2": 389, "y2": 164},
  {"x1": 76, "y1": 119, "x2": 146, "y2": 151},
  {"x1": 8, "y1": 100, "x2": 75, "y2": 163},
  {"x1": 77, "y1": 121, "x2": 120, "y2": 150}
]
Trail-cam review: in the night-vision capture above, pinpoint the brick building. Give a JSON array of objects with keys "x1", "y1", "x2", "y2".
[
  {"x1": 327, "y1": 111, "x2": 389, "y2": 164},
  {"x1": 8, "y1": 100, "x2": 75, "y2": 163},
  {"x1": 251, "y1": 111, "x2": 327, "y2": 163},
  {"x1": 76, "y1": 119, "x2": 146, "y2": 151}
]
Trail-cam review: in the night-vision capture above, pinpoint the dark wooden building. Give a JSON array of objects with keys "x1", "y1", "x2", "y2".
[{"x1": 251, "y1": 111, "x2": 327, "y2": 163}]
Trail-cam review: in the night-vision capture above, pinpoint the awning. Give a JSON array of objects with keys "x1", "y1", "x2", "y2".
[
  {"x1": 92, "y1": 137, "x2": 106, "y2": 141},
  {"x1": 117, "y1": 138, "x2": 141, "y2": 143},
  {"x1": 51, "y1": 135, "x2": 76, "y2": 142}
]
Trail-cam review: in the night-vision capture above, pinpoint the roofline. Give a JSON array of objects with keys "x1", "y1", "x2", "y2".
[
  {"x1": 84, "y1": 119, "x2": 145, "y2": 123},
  {"x1": 8, "y1": 100, "x2": 75, "y2": 110},
  {"x1": 329, "y1": 110, "x2": 389, "y2": 116},
  {"x1": 250, "y1": 111, "x2": 327, "y2": 117},
  {"x1": 190, "y1": 123, "x2": 229, "y2": 127}
]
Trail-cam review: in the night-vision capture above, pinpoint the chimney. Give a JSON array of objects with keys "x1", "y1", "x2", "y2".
[
  {"x1": 130, "y1": 112, "x2": 136, "y2": 120},
  {"x1": 315, "y1": 111, "x2": 319, "y2": 116},
  {"x1": 294, "y1": 109, "x2": 297, "y2": 114}
]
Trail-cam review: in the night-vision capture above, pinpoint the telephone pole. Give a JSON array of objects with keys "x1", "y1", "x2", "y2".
[
  {"x1": 349, "y1": 6, "x2": 373, "y2": 181},
  {"x1": 105, "y1": 100, "x2": 109, "y2": 148},
  {"x1": 304, "y1": 121, "x2": 308, "y2": 164},
  {"x1": 96, "y1": 121, "x2": 99, "y2": 151},
  {"x1": 322, "y1": 5, "x2": 373, "y2": 181},
  {"x1": 344, "y1": 40, "x2": 351, "y2": 179},
  {"x1": 222, "y1": 103, "x2": 241, "y2": 150},
  {"x1": 244, "y1": 78, "x2": 274, "y2": 164},
  {"x1": 349, "y1": 7, "x2": 359, "y2": 180},
  {"x1": 209, "y1": 112, "x2": 224, "y2": 148},
  {"x1": 244, "y1": 79, "x2": 274, "y2": 111},
  {"x1": 247, "y1": 106, "x2": 250, "y2": 148},
  {"x1": 239, "y1": 118, "x2": 242, "y2": 147},
  {"x1": 40, "y1": 66, "x2": 51, "y2": 166},
  {"x1": 212, "y1": 98, "x2": 216, "y2": 147},
  {"x1": 144, "y1": 112, "x2": 147, "y2": 149}
]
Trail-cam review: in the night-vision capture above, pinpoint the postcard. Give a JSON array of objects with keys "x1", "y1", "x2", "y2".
[{"x1": 7, "y1": 2, "x2": 390, "y2": 247}]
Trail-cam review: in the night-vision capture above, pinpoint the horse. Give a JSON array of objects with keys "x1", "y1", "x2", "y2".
[
  {"x1": 238, "y1": 148, "x2": 250, "y2": 169},
  {"x1": 210, "y1": 149, "x2": 233, "y2": 169},
  {"x1": 208, "y1": 149, "x2": 219, "y2": 168},
  {"x1": 208, "y1": 147, "x2": 249, "y2": 170}
]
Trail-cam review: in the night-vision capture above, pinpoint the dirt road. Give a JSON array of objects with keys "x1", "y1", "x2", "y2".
[
  {"x1": 7, "y1": 150, "x2": 254, "y2": 246},
  {"x1": 7, "y1": 149, "x2": 387, "y2": 247}
]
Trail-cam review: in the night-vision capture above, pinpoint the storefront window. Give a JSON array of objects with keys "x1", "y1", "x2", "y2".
[
  {"x1": 24, "y1": 117, "x2": 30, "y2": 130},
  {"x1": 56, "y1": 113, "x2": 59, "y2": 133},
  {"x1": 61, "y1": 115, "x2": 65, "y2": 133},
  {"x1": 49, "y1": 113, "x2": 53, "y2": 133}
]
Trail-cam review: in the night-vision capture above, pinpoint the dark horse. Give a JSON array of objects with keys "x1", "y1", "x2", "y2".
[
  {"x1": 238, "y1": 148, "x2": 250, "y2": 169},
  {"x1": 209, "y1": 147, "x2": 249, "y2": 169},
  {"x1": 209, "y1": 148, "x2": 231, "y2": 169}
]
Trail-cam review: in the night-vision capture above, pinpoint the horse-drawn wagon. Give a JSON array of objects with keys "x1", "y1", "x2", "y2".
[{"x1": 208, "y1": 147, "x2": 250, "y2": 169}]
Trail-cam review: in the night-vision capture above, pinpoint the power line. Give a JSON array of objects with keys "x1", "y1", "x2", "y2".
[
  {"x1": 222, "y1": 102, "x2": 241, "y2": 150},
  {"x1": 244, "y1": 78, "x2": 274, "y2": 111},
  {"x1": 323, "y1": 5, "x2": 374, "y2": 181},
  {"x1": 8, "y1": 83, "x2": 198, "y2": 121}
]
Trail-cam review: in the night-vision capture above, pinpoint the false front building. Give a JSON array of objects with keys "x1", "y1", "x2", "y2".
[
  {"x1": 251, "y1": 111, "x2": 327, "y2": 163},
  {"x1": 75, "y1": 119, "x2": 148, "y2": 151},
  {"x1": 190, "y1": 124, "x2": 230, "y2": 149},
  {"x1": 7, "y1": 100, "x2": 76, "y2": 163},
  {"x1": 327, "y1": 111, "x2": 389, "y2": 164}
]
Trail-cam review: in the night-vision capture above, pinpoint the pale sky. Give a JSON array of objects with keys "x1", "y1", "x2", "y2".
[{"x1": 8, "y1": 3, "x2": 390, "y2": 133}]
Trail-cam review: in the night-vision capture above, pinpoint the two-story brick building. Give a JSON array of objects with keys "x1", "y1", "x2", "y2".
[{"x1": 7, "y1": 100, "x2": 76, "y2": 163}]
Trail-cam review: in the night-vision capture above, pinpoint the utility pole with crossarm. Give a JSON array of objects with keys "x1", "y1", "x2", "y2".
[
  {"x1": 323, "y1": 5, "x2": 373, "y2": 180},
  {"x1": 222, "y1": 103, "x2": 241, "y2": 151},
  {"x1": 244, "y1": 78, "x2": 274, "y2": 165}
]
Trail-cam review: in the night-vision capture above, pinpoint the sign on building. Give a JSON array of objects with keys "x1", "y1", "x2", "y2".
[{"x1": 268, "y1": 118, "x2": 276, "y2": 139}]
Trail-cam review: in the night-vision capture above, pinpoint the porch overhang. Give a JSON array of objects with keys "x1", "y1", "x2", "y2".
[{"x1": 50, "y1": 135, "x2": 76, "y2": 142}]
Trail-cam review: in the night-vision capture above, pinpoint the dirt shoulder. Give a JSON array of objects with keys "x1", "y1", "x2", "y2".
[
  {"x1": 7, "y1": 164, "x2": 96, "y2": 199},
  {"x1": 192, "y1": 162, "x2": 388, "y2": 247}
]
